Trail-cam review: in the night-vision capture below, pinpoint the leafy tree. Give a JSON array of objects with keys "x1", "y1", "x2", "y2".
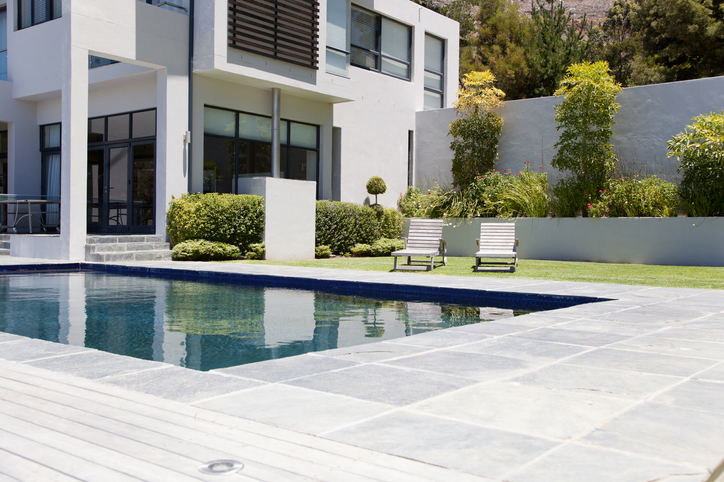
[
  {"x1": 631, "y1": 0, "x2": 724, "y2": 81},
  {"x1": 448, "y1": 71, "x2": 505, "y2": 188},
  {"x1": 525, "y1": 0, "x2": 591, "y2": 97},
  {"x1": 551, "y1": 62, "x2": 622, "y2": 214},
  {"x1": 667, "y1": 111, "x2": 724, "y2": 216}
]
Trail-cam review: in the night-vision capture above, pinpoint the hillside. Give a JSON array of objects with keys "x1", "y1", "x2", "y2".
[{"x1": 430, "y1": 0, "x2": 615, "y2": 25}]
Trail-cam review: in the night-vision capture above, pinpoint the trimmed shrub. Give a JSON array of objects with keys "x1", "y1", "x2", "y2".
[
  {"x1": 244, "y1": 243, "x2": 266, "y2": 260},
  {"x1": 171, "y1": 239, "x2": 240, "y2": 261},
  {"x1": 166, "y1": 193, "x2": 264, "y2": 253},
  {"x1": 315, "y1": 245, "x2": 332, "y2": 258},
  {"x1": 316, "y1": 201, "x2": 380, "y2": 255},
  {"x1": 378, "y1": 207, "x2": 403, "y2": 239},
  {"x1": 350, "y1": 238, "x2": 405, "y2": 257},
  {"x1": 667, "y1": 111, "x2": 724, "y2": 216},
  {"x1": 587, "y1": 176, "x2": 678, "y2": 217},
  {"x1": 366, "y1": 176, "x2": 387, "y2": 205}
]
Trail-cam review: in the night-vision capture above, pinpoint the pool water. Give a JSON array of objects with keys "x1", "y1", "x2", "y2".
[{"x1": 0, "y1": 271, "x2": 527, "y2": 371}]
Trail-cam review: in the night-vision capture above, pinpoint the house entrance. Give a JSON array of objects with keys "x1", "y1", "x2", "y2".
[{"x1": 87, "y1": 142, "x2": 155, "y2": 234}]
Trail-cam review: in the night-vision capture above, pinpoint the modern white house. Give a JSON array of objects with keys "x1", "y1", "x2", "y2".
[{"x1": 0, "y1": 0, "x2": 459, "y2": 260}]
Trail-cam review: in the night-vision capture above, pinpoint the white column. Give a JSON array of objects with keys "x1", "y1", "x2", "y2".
[
  {"x1": 155, "y1": 68, "x2": 189, "y2": 238},
  {"x1": 60, "y1": 41, "x2": 88, "y2": 259}
]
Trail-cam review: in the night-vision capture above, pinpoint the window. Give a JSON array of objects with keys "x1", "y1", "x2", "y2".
[
  {"x1": 351, "y1": 6, "x2": 411, "y2": 80},
  {"x1": 89, "y1": 56, "x2": 119, "y2": 69},
  {"x1": 0, "y1": 7, "x2": 7, "y2": 81},
  {"x1": 203, "y1": 106, "x2": 320, "y2": 195},
  {"x1": 424, "y1": 34, "x2": 445, "y2": 110},
  {"x1": 40, "y1": 123, "x2": 61, "y2": 225},
  {"x1": 18, "y1": 0, "x2": 62, "y2": 29},
  {"x1": 326, "y1": 0, "x2": 349, "y2": 77}
]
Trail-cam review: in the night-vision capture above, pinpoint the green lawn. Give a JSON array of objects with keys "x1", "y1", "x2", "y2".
[{"x1": 236, "y1": 256, "x2": 724, "y2": 290}]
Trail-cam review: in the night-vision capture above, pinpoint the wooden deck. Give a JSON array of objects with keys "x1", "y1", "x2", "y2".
[{"x1": 0, "y1": 360, "x2": 483, "y2": 482}]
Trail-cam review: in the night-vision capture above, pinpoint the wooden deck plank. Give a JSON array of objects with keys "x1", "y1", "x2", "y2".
[
  {"x1": 0, "y1": 428, "x2": 141, "y2": 482},
  {"x1": 0, "y1": 449, "x2": 79, "y2": 482},
  {"x1": 0, "y1": 361, "x2": 477, "y2": 482}
]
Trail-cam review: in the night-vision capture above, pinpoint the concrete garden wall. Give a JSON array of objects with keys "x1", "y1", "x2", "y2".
[
  {"x1": 407, "y1": 217, "x2": 724, "y2": 266},
  {"x1": 415, "y1": 75, "x2": 724, "y2": 189}
]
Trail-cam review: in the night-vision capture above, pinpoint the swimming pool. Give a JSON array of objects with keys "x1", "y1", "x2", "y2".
[{"x1": 0, "y1": 265, "x2": 605, "y2": 371}]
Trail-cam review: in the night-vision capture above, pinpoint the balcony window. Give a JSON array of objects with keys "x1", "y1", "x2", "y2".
[
  {"x1": 0, "y1": 7, "x2": 6, "y2": 81},
  {"x1": 18, "y1": 0, "x2": 62, "y2": 29},
  {"x1": 326, "y1": 0, "x2": 349, "y2": 77},
  {"x1": 351, "y1": 6, "x2": 411, "y2": 81},
  {"x1": 424, "y1": 34, "x2": 445, "y2": 110}
]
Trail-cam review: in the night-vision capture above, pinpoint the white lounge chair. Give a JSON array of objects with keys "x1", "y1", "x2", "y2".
[
  {"x1": 475, "y1": 223, "x2": 518, "y2": 272},
  {"x1": 392, "y1": 218, "x2": 447, "y2": 271}
]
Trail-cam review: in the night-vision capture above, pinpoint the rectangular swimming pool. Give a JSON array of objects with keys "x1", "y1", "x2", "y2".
[{"x1": 0, "y1": 265, "x2": 605, "y2": 371}]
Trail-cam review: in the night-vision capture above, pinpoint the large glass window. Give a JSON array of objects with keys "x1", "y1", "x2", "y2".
[
  {"x1": 424, "y1": 34, "x2": 445, "y2": 110},
  {"x1": 351, "y1": 6, "x2": 411, "y2": 80},
  {"x1": 41, "y1": 123, "x2": 61, "y2": 226},
  {"x1": 203, "y1": 106, "x2": 320, "y2": 196},
  {"x1": 0, "y1": 7, "x2": 7, "y2": 81},
  {"x1": 18, "y1": 0, "x2": 62, "y2": 29},
  {"x1": 326, "y1": 0, "x2": 349, "y2": 77}
]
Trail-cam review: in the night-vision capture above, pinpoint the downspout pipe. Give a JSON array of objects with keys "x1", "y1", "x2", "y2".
[
  {"x1": 271, "y1": 88, "x2": 281, "y2": 178},
  {"x1": 187, "y1": 0, "x2": 195, "y2": 192}
]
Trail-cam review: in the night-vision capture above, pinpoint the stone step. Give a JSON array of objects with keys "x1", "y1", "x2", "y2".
[
  {"x1": 0, "y1": 241, "x2": 9, "y2": 250},
  {"x1": 0, "y1": 248, "x2": 9, "y2": 256},
  {"x1": 85, "y1": 242, "x2": 170, "y2": 254},
  {"x1": 85, "y1": 235, "x2": 165, "y2": 244},
  {"x1": 85, "y1": 250, "x2": 173, "y2": 262}
]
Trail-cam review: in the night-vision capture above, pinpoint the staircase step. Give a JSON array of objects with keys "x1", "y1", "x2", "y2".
[
  {"x1": 86, "y1": 242, "x2": 170, "y2": 254},
  {"x1": 86, "y1": 235, "x2": 164, "y2": 244},
  {"x1": 85, "y1": 250, "x2": 172, "y2": 262},
  {"x1": 0, "y1": 248, "x2": 9, "y2": 256}
]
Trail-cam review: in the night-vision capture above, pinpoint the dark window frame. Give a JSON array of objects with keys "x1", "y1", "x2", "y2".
[
  {"x1": 0, "y1": 6, "x2": 7, "y2": 82},
  {"x1": 350, "y1": 5, "x2": 411, "y2": 81},
  {"x1": 203, "y1": 105, "x2": 321, "y2": 196},
  {"x1": 424, "y1": 33, "x2": 446, "y2": 110},
  {"x1": 87, "y1": 108, "x2": 157, "y2": 145},
  {"x1": 18, "y1": 0, "x2": 62, "y2": 30},
  {"x1": 39, "y1": 122, "x2": 61, "y2": 200}
]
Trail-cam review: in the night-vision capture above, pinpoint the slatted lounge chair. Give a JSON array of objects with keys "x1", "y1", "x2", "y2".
[
  {"x1": 475, "y1": 223, "x2": 518, "y2": 272},
  {"x1": 392, "y1": 218, "x2": 447, "y2": 271}
]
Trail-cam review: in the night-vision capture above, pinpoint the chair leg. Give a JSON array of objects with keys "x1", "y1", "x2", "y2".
[{"x1": 394, "y1": 256, "x2": 398, "y2": 270}]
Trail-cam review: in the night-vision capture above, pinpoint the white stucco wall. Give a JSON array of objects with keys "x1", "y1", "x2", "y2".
[
  {"x1": 415, "y1": 75, "x2": 724, "y2": 189},
  {"x1": 427, "y1": 217, "x2": 724, "y2": 267},
  {"x1": 333, "y1": 0, "x2": 459, "y2": 207}
]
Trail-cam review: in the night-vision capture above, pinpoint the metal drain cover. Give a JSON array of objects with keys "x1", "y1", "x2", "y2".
[{"x1": 198, "y1": 460, "x2": 244, "y2": 475}]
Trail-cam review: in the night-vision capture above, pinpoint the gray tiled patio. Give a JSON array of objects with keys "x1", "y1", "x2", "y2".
[{"x1": 1, "y1": 257, "x2": 723, "y2": 481}]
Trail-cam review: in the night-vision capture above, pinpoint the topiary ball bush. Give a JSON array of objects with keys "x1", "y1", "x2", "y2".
[
  {"x1": 366, "y1": 176, "x2": 387, "y2": 196},
  {"x1": 172, "y1": 239, "x2": 240, "y2": 261}
]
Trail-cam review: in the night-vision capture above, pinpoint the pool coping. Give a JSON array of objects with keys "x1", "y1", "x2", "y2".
[{"x1": 1, "y1": 256, "x2": 723, "y2": 482}]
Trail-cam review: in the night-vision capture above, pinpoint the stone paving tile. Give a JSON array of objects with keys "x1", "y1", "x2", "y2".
[
  {"x1": 310, "y1": 343, "x2": 431, "y2": 364},
  {"x1": 24, "y1": 350, "x2": 164, "y2": 379},
  {"x1": 656, "y1": 326, "x2": 724, "y2": 343},
  {"x1": 448, "y1": 321, "x2": 534, "y2": 336},
  {"x1": 213, "y1": 353, "x2": 360, "y2": 383},
  {"x1": 196, "y1": 384, "x2": 393, "y2": 435},
  {"x1": 583, "y1": 403, "x2": 724, "y2": 468},
  {"x1": 382, "y1": 329, "x2": 492, "y2": 348},
  {"x1": 510, "y1": 327, "x2": 632, "y2": 347},
  {"x1": 101, "y1": 366, "x2": 262, "y2": 403},
  {"x1": 0, "y1": 333, "x2": 24, "y2": 343},
  {"x1": 327, "y1": 411, "x2": 558, "y2": 480},
  {"x1": 413, "y1": 381, "x2": 633, "y2": 440},
  {"x1": 610, "y1": 334, "x2": 724, "y2": 360},
  {"x1": 650, "y1": 379, "x2": 724, "y2": 416},
  {"x1": 563, "y1": 348, "x2": 719, "y2": 377},
  {"x1": 555, "y1": 318, "x2": 666, "y2": 336},
  {"x1": 508, "y1": 363, "x2": 682, "y2": 400},
  {"x1": 0, "y1": 338, "x2": 89, "y2": 362},
  {"x1": 451, "y1": 337, "x2": 589, "y2": 363},
  {"x1": 284, "y1": 364, "x2": 475, "y2": 406},
  {"x1": 382, "y1": 350, "x2": 535, "y2": 382},
  {"x1": 503, "y1": 443, "x2": 709, "y2": 482},
  {"x1": 694, "y1": 363, "x2": 724, "y2": 382}
]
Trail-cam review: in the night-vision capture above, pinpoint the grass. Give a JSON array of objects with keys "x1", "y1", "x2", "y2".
[{"x1": 235, "y1": 256, "x2": 724, "y2": 290}]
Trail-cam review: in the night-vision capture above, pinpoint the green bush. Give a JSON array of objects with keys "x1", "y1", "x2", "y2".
[
  {"x1": 398, "y1": 187, "x2": 435, "y2": 217},
  {"x1": 244, "y1": 243, "x2": 266, "y2": 260},
  {"x1": 350, "y1": 238, "x2": 405, "y2": 257},
  {"x1": 315, "y1": 245, "x2": 332, "y2": 258},
  {"x1": 166, "y1": 193, "x2": 264, "y2": 253},
  {"x1": 378, "y1": 207, "x2": 403, "y2": 239},
  {"x1": 499, "y1": 163, "x2": 551, "y2": 217},
  {"x1": 551, "y1": 177, "x2": 604, "y2": 217},
  {"x1": 587, "y1": 176, "x2": 678, "y2": 217},
  {"x1": 366, "y1": 176, "x2": 387, "y2": 205},
  {"x1": 171, "y1": 239, "x2": 240, "y2": 261},
  {"x1": 667, "y1": 111, "x2": 724, "y2": 216},
  {"x1": 316, "y1": 201, "x2": 380, "y2": 254},
  {"x1": 424, "y1": 170, "x2": 516, "y2": 218}
]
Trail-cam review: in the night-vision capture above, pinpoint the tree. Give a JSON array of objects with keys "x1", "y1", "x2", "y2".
[
  {"x1": 366, "y1": 176, "x2": 387, "y2": 205},
  {"x1": 525, "y1": 0, "x2": 591, "y2": 98},
  {"x1": 448, "y1": 71, "x2": 505, "y2": 188},
  {"x1": 552, "y1": 62, "x2": 622, "y2": 186},
  {"x1": 667, "y1": 111, "x2": 724, "y2": 216}
]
